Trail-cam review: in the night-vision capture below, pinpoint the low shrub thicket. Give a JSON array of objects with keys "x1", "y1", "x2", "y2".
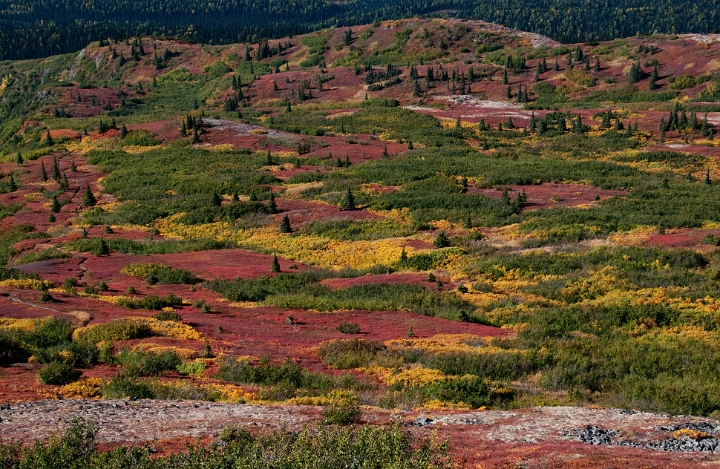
[{"x1": 0, "y1": 419, "x2": 453, "y2": 468}]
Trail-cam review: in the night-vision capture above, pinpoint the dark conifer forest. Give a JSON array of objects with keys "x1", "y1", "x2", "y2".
[{"x1": 1, "y1": 0, "x2": 719, "y2": 60}]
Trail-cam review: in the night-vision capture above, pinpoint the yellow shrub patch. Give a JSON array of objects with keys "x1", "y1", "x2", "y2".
[
  {"x1": 416, "y1": 399, "x2": 474, "y2": 411},
  {"x1": 673, "y1": 429, "x2": 709, "y2": 440},
  {"x1": 0, "y1": 316, "x2": 53, "y2": 331},
  {"x1": 385, "y1": 334, "x2": 519, "y2": 356},
  {"x1": 207, "y1": 144, "x2": 235, "y2": 152},
  {"x1": 0, "y1": 279, "x2": 51, "y2": 290},
  {"x1": 211, "y1": 384, "x2": 258, "y2": 403},
  {"x1": 362, "y1": 366, "x2": 449, "y2": 387},
  {"x1": 123, "y1": 145, "x2": 162, "y2": 154},
  {"x1": 132, "y1": 343, "x2": 199, "y2": 359},
  {"x1": 72, "y1": 316, "x2": 203, "y2": 341},
  {"x1": 60, "y1": 378, "x2": 103, "y2": 398}
]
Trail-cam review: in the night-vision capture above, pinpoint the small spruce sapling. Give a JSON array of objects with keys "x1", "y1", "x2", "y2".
[
  {"x1": 434, "y1": 231, "x2": 450, "y2": 248},
  {"x1": 267, "y1": 191, "x2": 278, "y2": 214},
  {"x1": 82, "y1": 184, "x2": 97, "y2": 206},
  {"x1": 270, "y1": 254, "x2": 281, "y2": 273},
  {"x1": 279, "y1": 215, "x2": 292, "y2": 233},
  {"x1": 339, "y1": 187, "x2": 356, "y2": 211}
]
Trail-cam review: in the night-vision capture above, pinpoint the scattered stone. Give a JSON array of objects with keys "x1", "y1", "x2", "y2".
[{"x1": 411, "y1": 417, "x2": 434, "y2": 427}]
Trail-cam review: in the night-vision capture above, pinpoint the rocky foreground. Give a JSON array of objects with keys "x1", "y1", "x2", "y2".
[{"x1": 2, "y1": 399, "x2": 720, "y2": 467}]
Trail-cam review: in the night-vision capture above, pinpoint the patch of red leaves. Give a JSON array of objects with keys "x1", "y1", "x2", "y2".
[{"x1": 472, "y1": 183, "x2": 625, "y2": 210}]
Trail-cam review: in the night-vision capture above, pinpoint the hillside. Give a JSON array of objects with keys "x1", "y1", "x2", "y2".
[{"x1": 2, "y1": 18, "x2": 720, "y2": 467}]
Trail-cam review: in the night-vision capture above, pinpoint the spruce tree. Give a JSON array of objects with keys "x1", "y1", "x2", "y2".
[
  {"x1": 52, "y1": 158, "x2": 61, "y2": 181},
  {"x1": 70, "y1": 160, "x2": 77, "y2": 172},
  {"x1": 601, "y1": 112, "x2": 611, "y2": 129},
  {"x1": 9, "y1": 175, "x2": 17, "y2": 192},
  {"x1": 433, "y1": 231, "x2": 450, "y2": 248},
  {"x1": 58, "y1": 173, "x2": 68, "y2": 191},
  {"x1": 82, "y1": 184, "x2": 97, "y2": 206},
  {"x1": 339, "y1": 187, "x2": 356, "y2": 211},
  {"x1": 40, "y1": 162, "x2": 48, "y2": 182},
  {"x1": 15, "y1": 152, "x2": 23, "y2": 166},
  {"x1": 267, "y1": 192, "x2": 278, "y2": 214},
  {"x1": 120, "y1": 124, "x2": 127, "y2": 139},
  {"x1": 627, "y1": 61, "x2": 642, "y2": 84},
  {"x1": 192, "y1": 127, "x2": 200, "y2": 144},
  {"x1": 279, "y1": 215, "x2": 292, "y2": 233},
  {"x1": 649, "y1": 64, "x2": 658, "y2": 90},
  {"x1": 594, "y1": 57, "x2": 601, "y2": 72},
  {"x1": 559, "y1": 116, "x2": 567, "y2": 133},
  {"x1": 50, "y1": 196, "x2": 61, "y2": 213},
  {"x1": 270, "y1": 254, "x2": 281, "y2": 273},
  {"x1": 211, "y1": 192, "x2": 222, "y2": 207},
  {"x1": 574, "y1": 45, "x2": 584, "y2": 62},
  {"x1": 412, "y1": 80, "x2": 421, "y2": 97},
  {"x1": 399, "y1": 247, "x2": 408, "y2": 263},
  {"x1": 382, "y1": 145, "x2": 388, "y2": 158},
  {"x1": 45, "y1": 131, "x2": 54, "y2": 147},
  {"x1": 502, "y1": 68, "x2": 508, "y2": 85},
  {"x1": 97, "y1": 239, "x2": 110, "y2": 256},
  {"x1": 199, "y1": 339, "x2": 215, "y2": 358}
]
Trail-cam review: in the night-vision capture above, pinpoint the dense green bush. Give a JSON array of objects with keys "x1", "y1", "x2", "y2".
[
  {"x1": 37, "y1": 361, "x2": 82, "y2": 385},
  {"x1": 33, "y1": 342, "x2": 99, "y2": 367},
  {"x1": 322, "y1": 400, "x2": 361, "y2": 425},
  {"x1": 101, "y1": 376, "x2": 155, "y2": 399},
  {"x1": 116, "y1": 294, "x2": 183, "y2": 310},
  {"x1": 0, "y1": 317, "x2": 74, "y2": 366},
  {"x1": 152, "y1": 310, "x2": 181, "y2": 321},
  {"x1": 121, "y1": 262, "x2": 198, "y2": 285},
  {"x1": 115, "y1": 348, "x2": 182, "y2": 376},
  {"x1": 74, "y1": 319, "x2": 153, "y2": 344}
]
